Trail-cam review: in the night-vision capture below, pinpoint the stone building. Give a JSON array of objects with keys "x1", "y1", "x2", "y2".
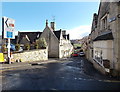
[
  {"x1": 17, "y1": 32, "x2": 42, "y2": 46},
  {"x1": 88, "y1": 0, "x2": 120, "y2": 76},
  {"x1": 17, "y1": 20, "x2": 73, "y2": 58},
  {"x1": 40, "y1": 20, "x2": 73, "y2": 58}
]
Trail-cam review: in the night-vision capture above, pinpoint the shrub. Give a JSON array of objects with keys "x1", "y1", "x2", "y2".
[
  {"x1": 36, "y1": 38, "x2": 47, "y2": 49},
  {"x1": 24, "y1": 43, "x2": 30, "y2": 50},
  {"x1": 15, "y1": 44, "x2": 20, "y2": 51},
  {"x1": 1, "y1": 44, "x2": 7, "y2": 53},
  {"x1": 34, "y1": 43, "x2": 39, "y2": 49}
]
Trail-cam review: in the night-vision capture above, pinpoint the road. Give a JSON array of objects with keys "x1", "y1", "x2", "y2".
[{"x1": 1, "y1": 57, "x2": 120, "y2": 91}]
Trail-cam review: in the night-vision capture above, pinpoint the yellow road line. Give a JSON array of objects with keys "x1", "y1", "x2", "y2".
[
  {"x1": 0, "y1": 67, "x2": 19, "y2": 72},
  {"x1": 102, "y1": 80, "x2": 120, "y2": 83}
]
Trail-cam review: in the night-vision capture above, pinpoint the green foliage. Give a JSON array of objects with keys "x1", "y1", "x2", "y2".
[
  {"x1": 36, "y1": 38, "x2": 47, "y2": 49},
  {"x1": 24, "y1": 43, "x2": 30, "y2": 50},
  {"x1": 73, "y1": 44, "x2": 82, "y2": 48},
  {"x1": 15, "y1": 44, "x2": 20, "y2": 51},
  {"x1": 34, "y1": 43, "x2": 39, "y2": 49},
  {"x1": 1, "y1": 44, "x2": 7, "y2": 53}
]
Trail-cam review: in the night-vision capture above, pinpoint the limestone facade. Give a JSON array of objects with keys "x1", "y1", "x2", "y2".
[
  {"x1": 40, "y1": 20, "x2": 73, "y2": 58},
  {"x1": 88, "y1": 1, "x2": 120, "y2": 76}
]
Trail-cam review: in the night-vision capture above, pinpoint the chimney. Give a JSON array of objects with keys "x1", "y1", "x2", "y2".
[
  {"x1": 62, "y1": 30, "x2": 66, "y2": 35},
  {"x1": 46, "y1": 20, "x2": 48, "y2": 27},
  {"x1": 50, "y1": 22, "x2": 55, "y2": 31},
  {"x1": 67, "y1": 34, "x2": 70, "y2": 40}
]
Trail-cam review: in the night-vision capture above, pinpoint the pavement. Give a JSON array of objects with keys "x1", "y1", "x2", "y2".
[{"x1": 0, "y1": 58, "x2": 68, "y2": 71}]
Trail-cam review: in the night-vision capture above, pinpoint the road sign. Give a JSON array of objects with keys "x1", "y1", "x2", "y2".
[
  {"x1": 2, "y1": 16, "x2": 15, "y2": 39},
  {"x1": 2, "y1": 16, "x2": 15, "y2": 64}
]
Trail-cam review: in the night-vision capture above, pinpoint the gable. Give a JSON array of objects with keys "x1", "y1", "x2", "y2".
[{"x1": 40, "y1": 26, "x2": 59, "y2": 43}]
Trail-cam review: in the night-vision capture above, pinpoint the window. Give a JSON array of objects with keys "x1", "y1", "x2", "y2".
[
  {"x1": 100, "y1": 13, "x2": 109, "y2": 30},
  {"x1": 94, "y1": 50, "x2": 103, "y2": 65}
]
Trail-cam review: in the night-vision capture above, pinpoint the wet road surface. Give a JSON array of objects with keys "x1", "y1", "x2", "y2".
[{"x1": 1, "y1": 57, "x2": 120, "y2": 90}]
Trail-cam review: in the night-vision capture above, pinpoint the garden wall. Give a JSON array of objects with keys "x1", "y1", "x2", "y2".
[{"x1": 6, "y1": 49, "x2": 48, "y2": 62}]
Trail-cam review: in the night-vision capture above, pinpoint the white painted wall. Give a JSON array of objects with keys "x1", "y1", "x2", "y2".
[
  {"x1": 93, "y1": 40, "x2": 113, "y2": 68},
  {"x1": 59, "y1": 34, "x2": 73, "y2": 58}
]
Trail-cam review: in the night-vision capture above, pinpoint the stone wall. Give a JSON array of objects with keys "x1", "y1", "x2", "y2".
[
  {"x1": 88, "y1": 1, "x2": 120, "y2": 76},
  {"x1": 9, "y1": 49, "x2": 48, "y2": 62}
]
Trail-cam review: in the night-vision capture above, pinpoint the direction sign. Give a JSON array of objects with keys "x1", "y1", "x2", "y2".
[{"x1": 2, "y1": 16, "x2": 15, "y2": 39}]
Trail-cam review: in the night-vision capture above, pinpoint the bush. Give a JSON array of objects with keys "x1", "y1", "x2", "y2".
[
  {"x1": 36, "y1": 38, "x2": 47, "y2": 49},
  {"x1": 15, "y1": 44, "x2": 20, "y2": 51},
  {"x1": 24, "y1": 43, "x2": 30, "y2": 50},
  {"x1": 34, "y1": 43, "x2": 39, "y2": 49},
  {"x1": 1, "y1": 44, "x2": 7, "y2": 53}
]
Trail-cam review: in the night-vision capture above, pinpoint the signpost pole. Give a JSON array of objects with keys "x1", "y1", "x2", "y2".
[{"x1": 7, "y1": 38, "x2": 11, "y2": 64}]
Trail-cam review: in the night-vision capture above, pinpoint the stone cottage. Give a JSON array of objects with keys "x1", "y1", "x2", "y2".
[
  {"x1": 17, "y1": 20, "x2": 73, "y2": 58},
  {"x1": 40, "y1": 20, "x2": 73, "y2": 58},
  {"x1": 87, "y1": 0, "x2": 120, "y2": 76}
]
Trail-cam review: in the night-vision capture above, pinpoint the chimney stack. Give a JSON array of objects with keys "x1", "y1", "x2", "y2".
[
  {"x1": 46, "y1": 20, "x2": 48, "y2": 27},
  {"x1": 51, "y1": 22, "x2": 55, "y2": 31}
]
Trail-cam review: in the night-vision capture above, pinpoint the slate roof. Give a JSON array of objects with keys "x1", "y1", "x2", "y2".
[
  {"x1": 53, "y1": 30, "x2": 70, "y2": 40},
  {"x1": 93, "y1": 32, "x2": 113, "y2": 41},
  {"x1": 53, "y1": 30, "x2": 61, "y2": 40},
  {"x1": 18, "y1": 32, "x2": 42, "y2": 44},
  {"x1": 63, "y1": 34, "x2": 69, "y2": 40}
]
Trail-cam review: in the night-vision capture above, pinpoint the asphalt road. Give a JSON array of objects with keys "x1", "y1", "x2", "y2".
[{"x1": 1, "y1": 57, "x2": 120, "y2": 91}]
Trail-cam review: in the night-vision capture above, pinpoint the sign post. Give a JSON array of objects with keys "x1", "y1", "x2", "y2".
[
  {"x1": 7, "y1": 38, "x2": 11, "y2": 64},
  {"x1": 2, "y1": 16, "x2": 15, "y2": 64}
]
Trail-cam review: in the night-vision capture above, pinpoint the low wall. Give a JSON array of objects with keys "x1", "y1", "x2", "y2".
[{"x1": 9, "y1": 49, "x2": 48, "y2": 62}]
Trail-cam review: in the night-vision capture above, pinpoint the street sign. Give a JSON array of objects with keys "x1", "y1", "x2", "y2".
[
  {"x1": 2, "y1": 16, "x2": 15, "y2": 39},
  {"x1": 2, "y1": 16, "x2": 15, "y2": 64}
]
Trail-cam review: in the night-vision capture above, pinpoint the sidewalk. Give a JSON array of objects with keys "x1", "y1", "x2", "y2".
[
  {"x1": 0, "y1": 62, "x2": 31, "y2": 70},
  {"x1": 0, "y1": 58, "x2": 66, "y2": 71}
]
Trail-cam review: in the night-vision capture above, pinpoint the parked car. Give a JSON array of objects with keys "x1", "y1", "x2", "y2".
[
  {"x1": 79, "y1": 52, "x2": 85, "y2": 57},
  {"x1": 71, "y1": 53, "x2": 79, "y2": 57},
  {"x1": 6, "y1": 44, "x2": 23, "y2": 52}
]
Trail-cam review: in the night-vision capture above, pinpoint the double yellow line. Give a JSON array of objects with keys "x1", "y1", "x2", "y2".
[{"x1": 0, "y1": 67, "x2": 19, "y2": 72}]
